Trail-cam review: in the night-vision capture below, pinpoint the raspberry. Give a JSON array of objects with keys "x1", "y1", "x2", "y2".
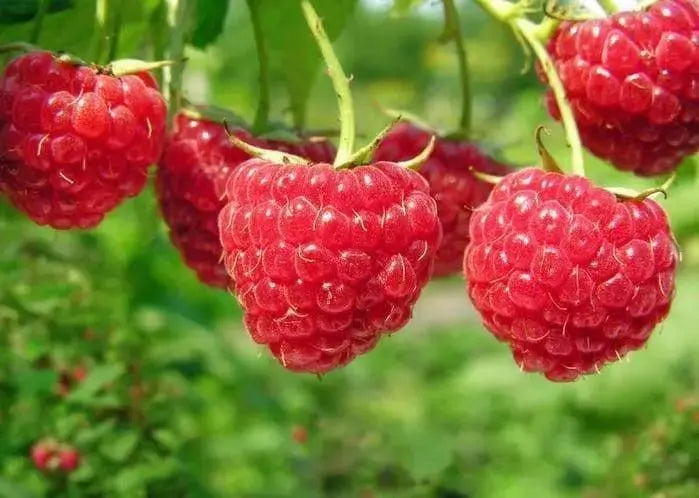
[
  {"x1": 156, "y1": 113, "x2": 336, "y2": 288},
  {"x1": 375, "y1": 122, "x2": 508, "y2": 276},
  {"x1": 58, "y1": 448, "x2": 80, "y2": 472},
  {"x1": 218, "y1": 158, "x2": 441, "y2": 373},
  {"x1": 464, "y1": 167, "x2": 679, "y2": 381},
  {"x1": 542, "y1": 0, "x2": 699, "y2": 176},
  {"x1": 0, "y1": 51, "x2": 166, "y2": 228},
  {"x1": 31, "y1": 442, "x2": 52, "y2": 470}
]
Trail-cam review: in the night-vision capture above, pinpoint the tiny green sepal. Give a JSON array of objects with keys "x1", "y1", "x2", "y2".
[
  {"x1": 335, "y1": 117, "x2": 401, "y2": 170},
  {"x1": 396, "y1": 135, "x2": 436, "y2": 170},
  {"x1": 225, "y1": 123, "x2": 310, "y2": 165}
]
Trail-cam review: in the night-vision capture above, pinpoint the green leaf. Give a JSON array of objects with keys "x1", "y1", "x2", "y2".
[
  {"x1": 66, "y1": 364, "x2": 124, "y2": 403},
  {"x1": 0, "y1": 0, "x2": 73, "y2": 25},
  {"x1": 15, "y1": 369, "x2": 58, "y2": 395},
  {"x1": 257, "y1": 0, "x2": 357, "y2": 127},
  {"x1": 192, "y1": 0, "x2": 229, "y2": 49},
  {"x1": 396, "y1": 429, "x2": 454, "y2": 481},
  {"x1": 101, "y1": 430, "x2": 140, "y2": 462}
]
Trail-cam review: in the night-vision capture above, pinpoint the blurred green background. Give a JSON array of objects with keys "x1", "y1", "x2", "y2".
[{"x1": 1, "y1": 0, "x2": 698, "y2": 497}]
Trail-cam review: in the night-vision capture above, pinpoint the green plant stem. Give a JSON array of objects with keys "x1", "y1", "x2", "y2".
[
  {"x1": 107, "y1": 0, "x2": 125, "y2": 62},
  {"x1": 300, "y1": 0, "x2": 355, "y2": 167},
  {"x1": 93, "y1": 0, "x2": 108, "y2": 63},
  {"x1": 474, "y1": 0, "x2": 583, "y2": 175},
  {"x1": 246, "y1": 0, "x2": 271, "y2": 134},
  {"x1": 30, "y1": 0, "x2": 49, "y2": 44},
  {"x1": 599, "y1": 0, "x2": 625, "y2": 13},
  {"x1": 164, "y1": 0, "x2": 189, "y2": 124},
  {"x1": 516, "y1": 18, "x2": 584, "y2": 176},
  {"x1": 442, "y1": 0, "x2": 471, "y2": 137}
]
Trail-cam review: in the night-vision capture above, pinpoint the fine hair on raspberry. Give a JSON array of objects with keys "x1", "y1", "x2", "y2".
[
  {"x1": 218, "y1": 158, "x2": 442, "y2": 373},
  {"x1": 464, "y1": 167, "x2": 679, "y2": 381}
]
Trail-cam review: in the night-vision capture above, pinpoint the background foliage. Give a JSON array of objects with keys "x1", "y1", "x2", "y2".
[{"x1": 0, "y1": 0, "x2": 698, "y2": 497}]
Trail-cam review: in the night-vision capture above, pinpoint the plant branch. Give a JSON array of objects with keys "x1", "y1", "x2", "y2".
[
  {"x1": 300, "y1": 0, "x2": 354, "y2": 166},
  {"x1": 246, "y1": 0, "x2": 271, "y2": 134},
  {"x1": 30, "y1": 0, "x2": 49, "y2": 44},
  {"x1": 442, "y1": 0, "x2": 471, "y2": 137}
]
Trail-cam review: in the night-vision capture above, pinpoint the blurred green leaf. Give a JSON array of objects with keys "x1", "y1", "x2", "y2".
[
  {"x1": 101, "y1": 430, "x2": 140, "y2": 462},
  {"x1": 66, "y1": 364, "x2": 124, "y2": 403},
  {"x1": 15, "y1": 369, "x2": 57, "y2": 395},
  {"x1": 0, "y1": 0, "x2": 73, "y2": 25},
  {"x1": 192, "y1": 0, "x2": 229, "y2": 49}
]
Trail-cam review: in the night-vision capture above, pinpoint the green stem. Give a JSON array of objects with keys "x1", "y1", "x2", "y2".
[
  {"x1": 93, "y1": 0, "x2": 108, "y2": 62},
  {"x1": 164, "y1": 0, "x2": 189, "y2": 124},
  {"x1": 516, "y1": 18, "x2": 584, "y2": 176},
  {"x1": 300, "y1": 0, "x2": 354, "y2": 167},
  {"x1": 107, "y1": 0, "x2": 125, "y2": 62},
  {"x1": 246, "y1": 0, "x2": 271, "y2": 134},
  {"x1": 30, "y1": 0, "x2": 49, "y2": 44},
  {"x1": 599, "y1": 0, "x2": 625, "y2": 13},
  {"x1": 442, "y1": 0, "x2": 471, "y2": 137}
]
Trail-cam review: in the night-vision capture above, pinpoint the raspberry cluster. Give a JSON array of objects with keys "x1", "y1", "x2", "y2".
[
  {"x1": 375, "y1": 122, "x2": 508, "y2": 276},
  {"x1": 31, "y1": 440, "x2": 81, "y2": 473},
  {"x1": 464, "y1": 168, "x2": 678, "y2": 381},
  {"x1": 0, "y1": 51, "x2": 166, "y2": 228},
  {"x1": 543, "y1": 0, "x2": 699, "y2": 176},
  {"x1": 218, "y1": 159, "x2": 442, "y2": 372},
  {"x1": 156, "y1": 113, "x2": 336, "y2": 288}
]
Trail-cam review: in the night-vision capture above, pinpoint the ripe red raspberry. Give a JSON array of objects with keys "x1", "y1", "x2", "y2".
[
  {"x1": 375, "y1": 122, "x2": 508, "y2": 276},
  {"x1": 156, "y1": 113, "x2": 336, "y2": 288},
  {"x1": 31, "y1": 442, "x2": 52, "y2": 470},
  {"x1": 58, "y1": 448, "x2": 81, "y2": 472},
  {"x1": 0, "y1": 51, "x2": 166, "y2": 228},
  {"x1": 218, "y1": 158, "x2": 441, "y2": 373},
  {"x1": 464, "y1": 168, "x2": 679, "y2": 381},
  {"x1": 542, "y1": 0, "x2": 699, "y2": 176}
]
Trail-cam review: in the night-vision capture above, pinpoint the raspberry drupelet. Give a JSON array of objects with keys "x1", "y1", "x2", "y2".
[
  {"x1": 464, "y1": 167, "x2": 679, "y2": 381},
  {"x1": 156, "y1": 112, "x2": 336, "y2": 288},
  {"x1": 375, "y1": 122, "x2": 509, "y2": 276},
  {"x1": 542, "y1": 0, "x2": 699, "y2": 176},
  {"x1": 0, "y1": 51, "x2": 167, "y2": 228},
  {"x1": 218, "y1": 158, "x2": 442, "y2": 373}
]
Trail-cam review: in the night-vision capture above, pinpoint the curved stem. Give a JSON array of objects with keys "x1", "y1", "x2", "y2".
[
  {"x1": 164, "y1": 0, "x2": 190, "y2": 124},
  {"x1": 246, "y1": 0, "x2": 271, "y2": 134},
  {"x1": 107, "y1": 0, "x2": 125, "y2": 62},
  {"x1": 516, "y1": 18, "x2": 584, "y2": 176},
  {"x1": 442, "y1": 0, "x2": 471, "y2": 137},
  {"x1": 93, "y1": 0, "x2": 108, "y2": 63},
  {"x1": 300, "y1": 0, "x2": 354, "y2": 167},
  {"x1": 30, "y1": 0, "x2": 49, "y2": 44}
]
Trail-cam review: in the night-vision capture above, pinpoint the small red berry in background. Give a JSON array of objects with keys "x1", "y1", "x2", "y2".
[
  {"x1": 156, "y1": 112, "x2": 336, "y2": 288},
  {"x1": 542, "y1": 0, "x2": 699, "y2": 176},
  {"x1": 0, "y1": 51, "x2": 167, "y2": 229},
  {"x1": 464, "y1": 167, "x2": 679, "y2": 381},
  {"x1": 218, "y1": 158, "x2": 442, "y2": 373},
  {"x1": 58, "y1": 448, "x2": 81, "y2": 472},
  {"x1": 375, "y1": 122, "x2": 509, "y2": 277},
  {"x1": 30, "y1": 442, "x2": 52, "y2": 470},
  {"x1": 291, "y1": 425, "x2": 309, "y2": 444}
]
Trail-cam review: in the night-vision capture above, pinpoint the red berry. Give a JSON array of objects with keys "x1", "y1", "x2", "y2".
[
  {"x1": 291, "y1": 425, "x2": 309, "y2": 444},
  {"x1": 464, "y1": 168, "x2": 679, "y2": 381},
  {"x1": 30, "y1": 442, "x2": 52, "y2": 470},
  {"x1": 542, "y1": 0, "x2": 699, "y2": 176},
  {"x1": 0, "y1": 51, "x2": 167, "y2": 228},
  {"x1": 156, "y1": 113, "x2": 336, "y2": 288},
  {"x1": 218, "y1": 158, "x2": 441, "y2": 373},
  {"x1": 58, "y1": 448, "x2": 80, "y2": 472},
  {"x1": 375, "y1": 123, "x2": 508, "y2": 276}
]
